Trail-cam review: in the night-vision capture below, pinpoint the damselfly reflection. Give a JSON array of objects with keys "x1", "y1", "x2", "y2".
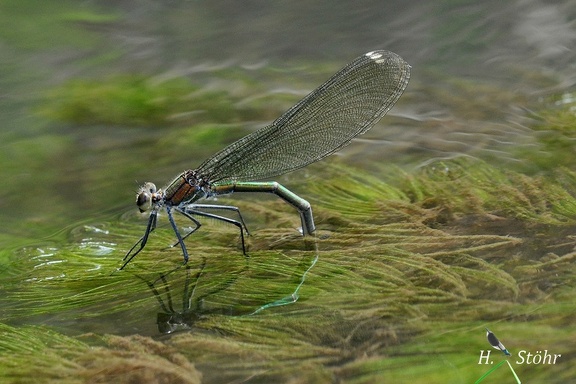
[
  {"x1": 139, "y1": 259, "x2": 247, "y2": 334},
  {"x1": 122, "y1": 50, "x2": 410, "y2": 269},
  {"x1": 140, "y1": 247, "x2": 318, "y2": 333}
]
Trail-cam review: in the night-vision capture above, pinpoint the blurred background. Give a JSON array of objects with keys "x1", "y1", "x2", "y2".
[{"x1": 1, "y1": 0, "x2": 574, "y2": 236}]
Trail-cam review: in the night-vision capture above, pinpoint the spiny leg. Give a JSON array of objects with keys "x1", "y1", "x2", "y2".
[
  {"x1": 176, "y1": 206, "x2": 248, "y2": 255},
  {"x1": 171, "y1": 208, "x2": 202, "y2": 246},
  {"x1": 120, "y1": 211, "x2": 158, "y2": 270},
  {"x1": 166, "y1": 205, "x2": 191, "y2": 264},
  {"x1": 186, "y1": 204, "x2": 251, "y2": 235}
]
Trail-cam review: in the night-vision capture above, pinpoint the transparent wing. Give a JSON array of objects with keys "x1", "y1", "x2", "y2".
[{"x1": 197, "y1": 50, "x2": 410, "y2": 184}]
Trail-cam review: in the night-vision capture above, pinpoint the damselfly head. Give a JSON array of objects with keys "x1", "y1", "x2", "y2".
[{"x1": 136, "y1": 182, "x2": 158, "y2": 213}]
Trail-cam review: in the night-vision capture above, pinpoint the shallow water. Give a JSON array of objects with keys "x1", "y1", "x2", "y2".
[{"x1": 1, "y1": 1, "x2": 575, "y2": 383}]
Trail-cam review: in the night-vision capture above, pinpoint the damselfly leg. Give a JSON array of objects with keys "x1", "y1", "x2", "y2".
[
  {"x1": 121, "y1": 211, "x2": 159, "y2": 270},
  {"x1": 176, "y1": 204, "x2": 250, "y2": 254}
]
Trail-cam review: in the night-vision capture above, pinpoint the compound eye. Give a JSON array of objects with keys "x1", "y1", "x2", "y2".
[
  {"x1": 136, "y1": 182, "x2": 157, "y2": 212},
  {"x1": 136, "y1": 191, "x2": 151, "y2": 212},
  {"x1": 144, "y1": 182, "x2": 156, "y2": 194}
]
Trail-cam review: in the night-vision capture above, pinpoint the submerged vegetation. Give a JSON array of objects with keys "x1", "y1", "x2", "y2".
[
  {"x1": 1, "y1": 156, "x2": 575, "y2": 382},
  {"x1": 516, "y1": 92, "x2": 576, "y2": 173},
  {"x1": 2, "y1": 2, "x2": 575, "y2": 380},
  {"x1": 41, "y1": 76, "x2": 249, "y2": 127}
]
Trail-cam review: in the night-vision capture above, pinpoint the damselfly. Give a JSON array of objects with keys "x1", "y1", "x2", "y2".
[{"x1": 121, "y1": 50, "x2": 410, "y2": 269}]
